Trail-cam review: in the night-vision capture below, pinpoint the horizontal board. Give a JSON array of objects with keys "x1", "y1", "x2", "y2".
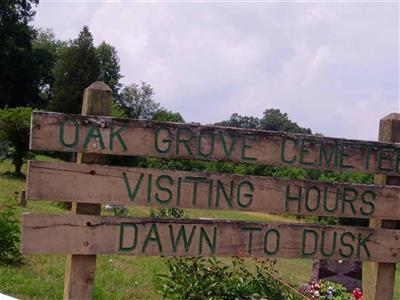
[
  {"x1": 30, "y1": 112, "x2": 400, "y2": 175},
  {"x1": 22, "y1": 214, "x2": 400, "y2": 262},
  {"x1": 27, "y1": 161, "x2": 400, "y2": 220}
]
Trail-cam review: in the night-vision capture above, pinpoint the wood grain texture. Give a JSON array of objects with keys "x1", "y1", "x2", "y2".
[
  {"x1": 22, "y1": 214, "x2": 400, "y2": 263},
  {"x1": 363, "y1": 113, "x2": 400, "y2": 300},
  {"x1": 30, "y1": 111, "x2": 400, "y2": 176},
  {"x1": 63, "y1": 81, "x2": 112, "y2": 300},
  {"x1": 27, "y1": 160, "x2": 400, "y2": 220}
]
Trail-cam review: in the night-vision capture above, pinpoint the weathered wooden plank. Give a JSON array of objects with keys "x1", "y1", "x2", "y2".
[
  {"x1": 63, "y1": 81, "x2": 113, "y2": 300},
  {"x1": 30, "y1": 111, "x2": 400, "y2": 176},
  {"x1": 22, "y1": 214, "x2": 400, "y2": 263},
  {"x1": 27, "y1": 160, "x2": 400, "y2": 220},
  {"x1": 363, "y1": 113, "x2": 400, "y2": 300}
]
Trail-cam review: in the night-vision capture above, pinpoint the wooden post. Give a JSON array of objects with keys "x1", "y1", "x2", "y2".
[
  {"x1": 363, "y1": 113, "x2": 400, "y2": 300},
  {"x1": 18, "y1": 190, "x2": 26, "y2": 207},
  {"x1": 63, "y1": 82, "x2": 112, "y2": 300}
]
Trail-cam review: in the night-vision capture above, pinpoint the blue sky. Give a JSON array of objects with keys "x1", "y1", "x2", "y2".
[{"x1": 34, "y1": 1, "x2": 399, "y2": 140}]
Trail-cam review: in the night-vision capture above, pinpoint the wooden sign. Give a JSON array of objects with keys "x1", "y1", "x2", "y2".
[
  {"x1": 23, "y1": 82, "x2": 400, "y2": 300},
  {"x1": 22, "y1": 214, "x2": 400, "y2": 263},
  {"x1": 27, "y1": 160, "x2": 400, "y2": 220},
  {"x1": 30, "y1": 111, "x2": 400, "y2": 176}
]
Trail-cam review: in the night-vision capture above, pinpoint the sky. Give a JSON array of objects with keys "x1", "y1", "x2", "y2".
[{"x1": 33, "y1": 1, "x2": 399, "y2": 141}]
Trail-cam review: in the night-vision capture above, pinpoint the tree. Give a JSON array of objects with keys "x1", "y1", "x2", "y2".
[
  {"x1": 215, "y1": 109, "x2": 311, "y2": 134},
  {"x1": 110, "y1": 82, "x2": 160, "y2": 168},
  {"x1": 0, "y1": 0, "x2": 40, "y2": 108},
  {"x1": 260, "y1": 108, "x2": 311, "y2": 134},
  {"x1": 0, "y1": 107, "x2": 32, "y2": 175},
  {"x1": 153, "y1": 109, "x2": 184, "y2": 122},
  {"x1": 117, "y1": 82, "x2": 160, "y2": 119},
  {"x1": 96, "y1": 41, "x2": 122, "y2": 101},
  {"x1": 31, "y1": 28, "x2": 67, "y2": 108},
  {"x1": 214, "y1": 113, "x2": 260, "y2": 129},
  {"x1": 50, "y1": 26, "x2": 100, "y2": 113}
]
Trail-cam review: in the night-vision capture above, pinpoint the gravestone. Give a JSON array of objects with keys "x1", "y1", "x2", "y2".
[{"x1": 318, "y1": 259, "x2": 362, "y2": 291}]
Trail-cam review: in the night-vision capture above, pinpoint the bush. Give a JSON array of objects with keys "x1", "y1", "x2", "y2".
[
  {"x1": 157, "y1": 257, "x2": 303, "y2": 300},
  {"x1": 151, "y1": 208, "x2": 302, "y2": 300},
  {"x1": 0, "y1": 107, "x2": 33, "y2": 175},
  {"x1": 152, "y1": 208, "x2": 301, "y2": 299},
  {"x1": 150, "y1": 207, "x2": 188, "y2": 219},
  {"x1": 0, "y1": 204, "x2": 23, "y2": 265},
  {"x1": 306, "y1": 280, "x2": 353, "y2": 300},
  {"x1": 320, "y1": 280, "x2": 352, "y2": 300}
]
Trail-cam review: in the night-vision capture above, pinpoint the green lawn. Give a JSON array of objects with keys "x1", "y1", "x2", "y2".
[{"x1": 0, "y1": 157, "x2": 399, "y2": 299}]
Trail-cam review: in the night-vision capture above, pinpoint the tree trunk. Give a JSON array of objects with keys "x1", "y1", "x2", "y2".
[{"x1": 13, "y1": 150, "x2": 23, "y2": 175}]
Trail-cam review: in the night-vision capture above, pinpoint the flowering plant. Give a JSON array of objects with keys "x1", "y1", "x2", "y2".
[{"x1": 306, "y1": 280, "x2": 353, "y2": 299}]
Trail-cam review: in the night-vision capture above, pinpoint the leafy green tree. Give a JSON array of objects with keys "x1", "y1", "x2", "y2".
[
  {"x1": 0, "y1": 107, "x2": 32, "y2": 175},
  {"x1": 153, "y1": 109, "x2": 184, "y2": 122},
  {"x1": 50, "y1": 26, "x2": 100, "y2": 113},
  {"x1": 260, "y1": 108, "x2": 311, "y2": 134},
  {"x1": 110, "y1": 84, "x2": 183, "y2": 168},
  {"x1": 111, "y1": 101, "x2": 127, "y2": 118},
  {"x1": 214, "y1": 113, "x2": 260, "y2": 129},
  {"x1": 0, "y1": 0, "x2": 40, "y2": 108},
  {"x1": 32, "y1": 28, "x2": 67, "y2": 108},
  {"x1": 216, "y1": 109, "x2": 311, "y2": 134},
  {"x1": 96, "y1": 41, "x2": 122, "y2": 101},
  {"x1": 118, "y1": 82, "x2": 160, "y2": 119}
]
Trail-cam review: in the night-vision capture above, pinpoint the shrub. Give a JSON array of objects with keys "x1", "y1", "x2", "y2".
[
  {"x1": 0, "y1": 204, "x2": 23, "y2": 265},
  {"x1": 157, "y1": 256, "x2": 303, "y2": 300},
  {"x1": 150, "y1": 207, "x2": 188, "y2": 219},
  {"x1": 306, "y1": 280, "x2": 353, "y2": 300},
  {"x1": 151, "y1": 208, "x2": 302, "y2": 299}
]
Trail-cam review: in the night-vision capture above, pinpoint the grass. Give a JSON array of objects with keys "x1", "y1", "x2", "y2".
[
  {"x1": 0, "y1": 255, "x2": 163, "y2": 300},
  {"x1": 1, "y1": 156, "x2": 399, "y2": 299}
]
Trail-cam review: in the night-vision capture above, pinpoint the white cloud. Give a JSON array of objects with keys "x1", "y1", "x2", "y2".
[
  {"x1": 33, "y1": 2, "x2": 399, "y2": 140},
  {"x1": 301, "y1": 6, "x2": 335, "y2": 26},
  {"x1": 280, "y1": 42, "x2": 330, "y2": 87}
]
